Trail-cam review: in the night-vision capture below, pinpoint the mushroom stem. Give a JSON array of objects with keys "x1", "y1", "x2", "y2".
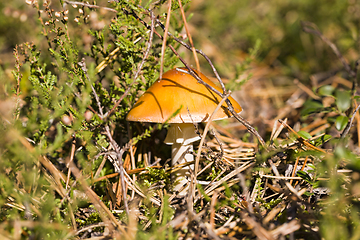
[
  {"x1": 170, "y1": 142, "x2": 194, "y2": 193},
  {"x1": 164, "y1": 123, "x2": 200, "y2": 195}
]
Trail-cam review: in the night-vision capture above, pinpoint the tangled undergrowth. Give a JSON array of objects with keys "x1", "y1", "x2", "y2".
[{"x1": 1, "y1": 0, "x2": 360, "y2": 239}]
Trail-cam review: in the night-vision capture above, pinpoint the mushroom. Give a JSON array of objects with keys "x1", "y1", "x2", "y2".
[{"x1": 126, "y1": 68, "x2": 242, "y2": 194}]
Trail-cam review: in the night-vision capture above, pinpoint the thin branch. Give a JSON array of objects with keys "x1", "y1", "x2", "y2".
[
  {"x1": 63, "y1": 0, "x2": 117, "y2": 13},
  {"x1": 177, "y1": 0, "x2": 200, "y2": 71},
  {"x1": 78, "y1": 58, "x2": 130, "y2": 216},
  {"x1": 194, "y1": 91, "x2": 231, "y2": 181},
  {"x1": 301, "y1": 21, "x2": 356, "y2": 78},
  {"x1": 159, "y1": 0, "x2": 172, "y2": 79},
  {"x1": 209, "y1": 128, "x2": 224, "y2": 161},
  {"x1": 13, "y1": 45, "x2": 23, "y2": 121},
  {"x1": 341, "y1": 104, "x2": 360, "y2": 138},
  {"x1": 106, "y1": 10, "x2": 155, "y2": 118},
  {"x1": 352, "y1": 59, "x2": 360, "y2": 96},
  {"x1": 13, "y1": 45, "x2": 22, "y2": 97},
  {"x1": 65, "y1": 136, "x2": 76, "y2": 190},
  {"x1": 289, "y1": 156, "x2": 300, "y2": 185},
  {"x1": 231, "y1": 112, "x2": 266, "y2": 148}
]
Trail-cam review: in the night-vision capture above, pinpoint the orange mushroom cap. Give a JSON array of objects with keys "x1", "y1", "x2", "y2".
[{"x1": 126, "y1": 68, "x2": 242, "y2": 123}]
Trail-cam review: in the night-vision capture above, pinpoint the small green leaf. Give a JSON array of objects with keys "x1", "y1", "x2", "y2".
[
  {"x1": 314, "y1": 134, "x2": 332, "y2": 146},
  {"x1": 297, "y1": 130, "x2": 312, "y2": 139},
  {"x1": 307, "y1": 163, "x2": 316, "y2": 169},
  {"x1": 312, "y1": 181, "x2": 321, "y2": 189},
  {"x1": 303, "y1": 191, "x2": 314, "y2": 196},
  {"x1": 301, "y1": 100, "x2": 324, "y2": 116},
  {"x1": 335, "y1": 115, "x2": 348, "y2": 131},
  {"x1": 297, "y1": 170, "x2": 312, "y2": 182},
  {"x1": 318, "y1": 85, "x2": 335, "y2": 96},
  {"x1": 335, "y1": 89, "x2": 351, "y2": 112}
]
